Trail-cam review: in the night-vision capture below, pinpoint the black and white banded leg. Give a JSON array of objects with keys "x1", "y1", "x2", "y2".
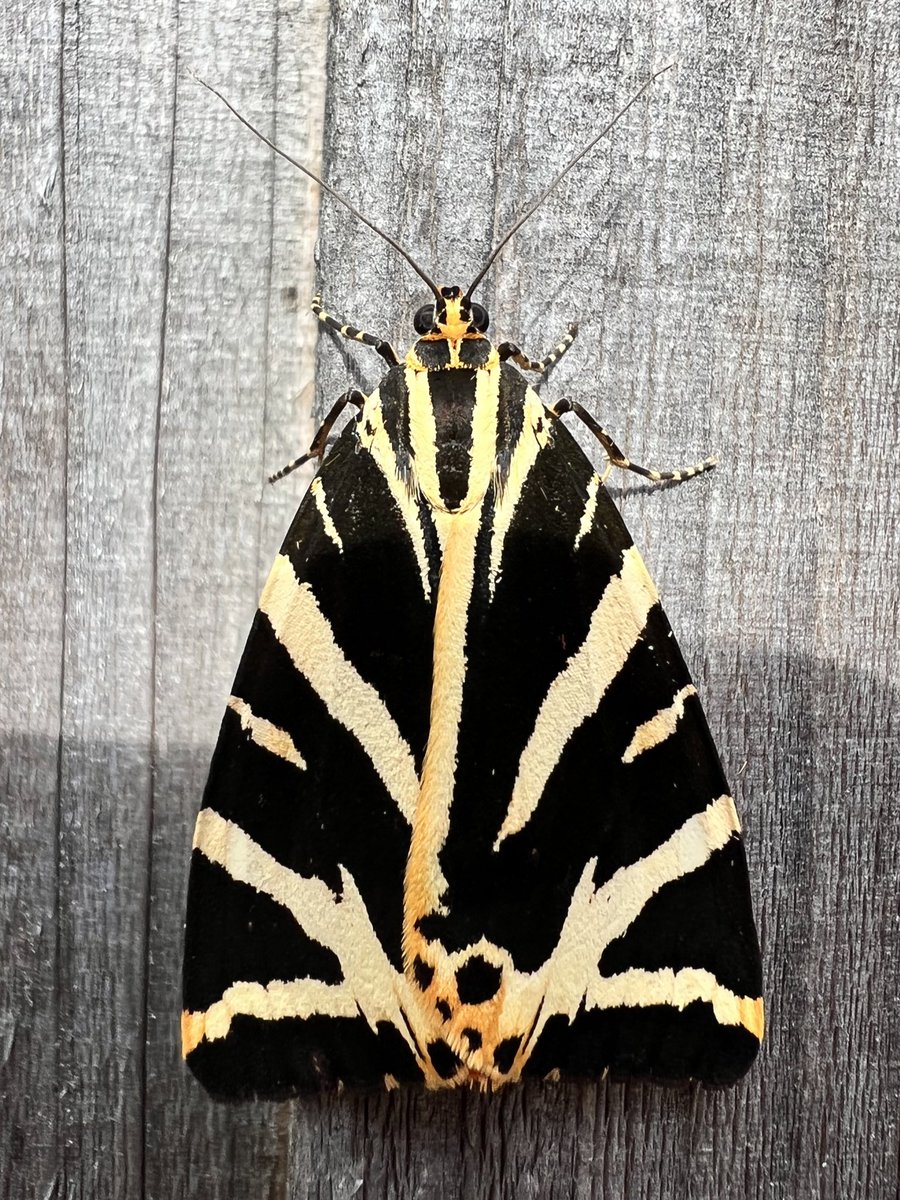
[
  {"x1": 550, "y1": 397, "x2": 717, "y2": 483},
  {"x1": 498, "y1": 322, "x2": 578, "y2": 375},
  {"x1": 269, "y1": 389, "x2": 366, "y2": 483},
  {"x1": 312, "y1": 295, "x2": 401, "y2": 366}
]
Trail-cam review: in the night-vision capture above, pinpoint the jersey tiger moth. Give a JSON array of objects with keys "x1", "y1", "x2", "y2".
[{"x1": 182, "y1": 71, "x2": 764, "y2": 1097}]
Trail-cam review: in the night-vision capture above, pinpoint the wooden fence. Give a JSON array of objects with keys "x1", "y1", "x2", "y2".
[{"x1": 3, "y1": 0, "x2": 898, "y2": 1195}]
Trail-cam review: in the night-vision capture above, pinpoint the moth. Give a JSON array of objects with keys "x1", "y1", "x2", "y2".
[{"x1": 182, "y1": 71, "x2": 763, "y2": 1097}]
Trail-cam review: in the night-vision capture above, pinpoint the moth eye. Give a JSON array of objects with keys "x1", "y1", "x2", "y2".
[
  {"x1": 469, "y1": 303, "x2": 489, "y2": 332},
  {"x1": 413, "y1": 304, "x2": 435, "y2": 334}
]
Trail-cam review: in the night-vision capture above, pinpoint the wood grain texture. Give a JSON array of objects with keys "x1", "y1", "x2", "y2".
[{"x1": 1, "y1": 0, "x2": 898, "y2": 1197}]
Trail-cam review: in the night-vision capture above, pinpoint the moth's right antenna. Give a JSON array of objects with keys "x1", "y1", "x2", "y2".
[{"x1": 464, "y1": 63, "x2": 676, "y2": 302}]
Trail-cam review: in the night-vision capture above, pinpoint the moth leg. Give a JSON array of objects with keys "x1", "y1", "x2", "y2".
[
  {"x1": 268, "y1": 388, "x2": 366, "y2": 483},
  {"x1": 550, "y1": 397, "x2": 717, "y2": 482},
  {"x1": 497, "y1": 322, "x2": 578, "y2": 375},
  {"x1": 312, "y1": 295, "x2": 401, "y2": 366}
]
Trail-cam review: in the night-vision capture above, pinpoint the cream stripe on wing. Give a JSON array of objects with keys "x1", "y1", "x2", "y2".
[
  {"x1": 622, "y1": 684, "x2": 697, "y2": 764},
  {"x1": 488, "y1": 387, "x2": 549, "y2": 597},
  {"x1": 260, "y1": 554, "x2": 419, "y2": 823},
  {"x1": 574, "y1": 472, "x2": 600, "y2": 551},
  {"x1": 510, "y1": 794, "x2": 746, "y2": 1064},
  {"x1": 227, "y1": 695, "x2": 306, "y2": 770},
  {"x1": 495, "y1": 545, "x2": 658, "y2": 847},
  {"x1": 584, "y1": 793, "x2": 741, "y2": 957},
  {"x1": 458, "y1": 367, "x2": 500, "y2": 511},
  {"x1": 585, "y1": 966, "x2": 764, "y2": 1040},
  {"x1": 406, "y1": 367, "x2": 443, "y2": 508},
  {"x1": 182, "y1": 977, "x2": 357, "y2": 1055},
  {"x1": 358, "y1": 389, "x2": 432, "y2": 598},
  {"x1": 185, "y1": 808, "x2": 412, "y2": 1051},
  {"x1": 310, "y1": 477, "x2": 343, "y2": 551}
]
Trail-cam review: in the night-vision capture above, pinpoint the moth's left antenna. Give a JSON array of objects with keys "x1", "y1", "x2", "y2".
[{"x1": 193, "y1": 74, "x2": 443, "y2": 301}]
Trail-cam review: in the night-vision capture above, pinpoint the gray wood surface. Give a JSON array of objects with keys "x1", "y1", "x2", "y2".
[{"x1": 2, "y1": 0, "x2": 898, "y2": 1196}]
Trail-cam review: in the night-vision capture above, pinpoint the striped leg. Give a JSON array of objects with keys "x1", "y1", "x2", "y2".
[
  {"x1": 269, "y1": 389, "x2": 366, "y2": 483},
  {"x1": 312, "y1": 295, "x2": 401, "y2": 366},
  {"x1": 498, "y1": 322, "x2": 579, "y2": 375},
  {"x1": 550, "y1": 398, "x2": 717, "y2": 483}
]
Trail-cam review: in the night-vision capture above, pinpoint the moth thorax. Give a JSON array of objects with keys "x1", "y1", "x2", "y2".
[{"x1": 407, "y1": 365, "x2": 499, "y2": 514}]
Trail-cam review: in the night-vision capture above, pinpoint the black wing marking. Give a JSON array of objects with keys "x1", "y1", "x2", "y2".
[
  {"x1": 418, "y1": 374, "x2": 762, "y2": 1086},
  {"x1": 182, "y1": 423, "x2": 439, "y2": 1097}
]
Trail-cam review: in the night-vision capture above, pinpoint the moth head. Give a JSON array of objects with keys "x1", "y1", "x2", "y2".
[{"x1": 414, "y1": 286, "x2": 489, "y2": 339}]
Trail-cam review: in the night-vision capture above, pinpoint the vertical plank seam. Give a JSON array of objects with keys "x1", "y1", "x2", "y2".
[
  {"x1": 53, "y1": 0, "x2": 71, "y2": 1193},
  {"x1": 255, "y1": 13, "x2": 279, "y2": 588},
  {"x1": 264, "y1": 19, "x2": 293, "y2": 1196},
  {"x1": 140, "y1": 18, "x2": 181, "y2": 1200}
]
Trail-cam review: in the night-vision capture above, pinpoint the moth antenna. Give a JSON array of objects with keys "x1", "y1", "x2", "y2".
[
  {"x1": 464, "y1": 62, "x2": 676, "y2": 302},
  {"x1": 193, "y1": 72, "x2": 443, "y2": 302}
]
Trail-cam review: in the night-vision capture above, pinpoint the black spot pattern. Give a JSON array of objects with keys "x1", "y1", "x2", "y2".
[
  {"x1": 428, "y1": 1039, "x2": 460, "y2": 1079},
  {"x1": 493, "y1": 1036, "x2": 522, "y2": 1074},
  {"x1": 412, "y1": 956, "x2": 434, "y2": 991},
  {"x1": 455, "y1": 957, "x2": 502, "y2": 1004}
]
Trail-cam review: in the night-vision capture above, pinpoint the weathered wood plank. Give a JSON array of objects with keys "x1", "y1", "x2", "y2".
[
  {"x1": 144, "y1": 1, "x2": 329, "y2": 1198},
  {"x1": 0, "y1": 3, "x2": 66, "y2": 1197},
  {"x1": 51, "y1": 2, "x2": 179, "y2": 1196}
]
